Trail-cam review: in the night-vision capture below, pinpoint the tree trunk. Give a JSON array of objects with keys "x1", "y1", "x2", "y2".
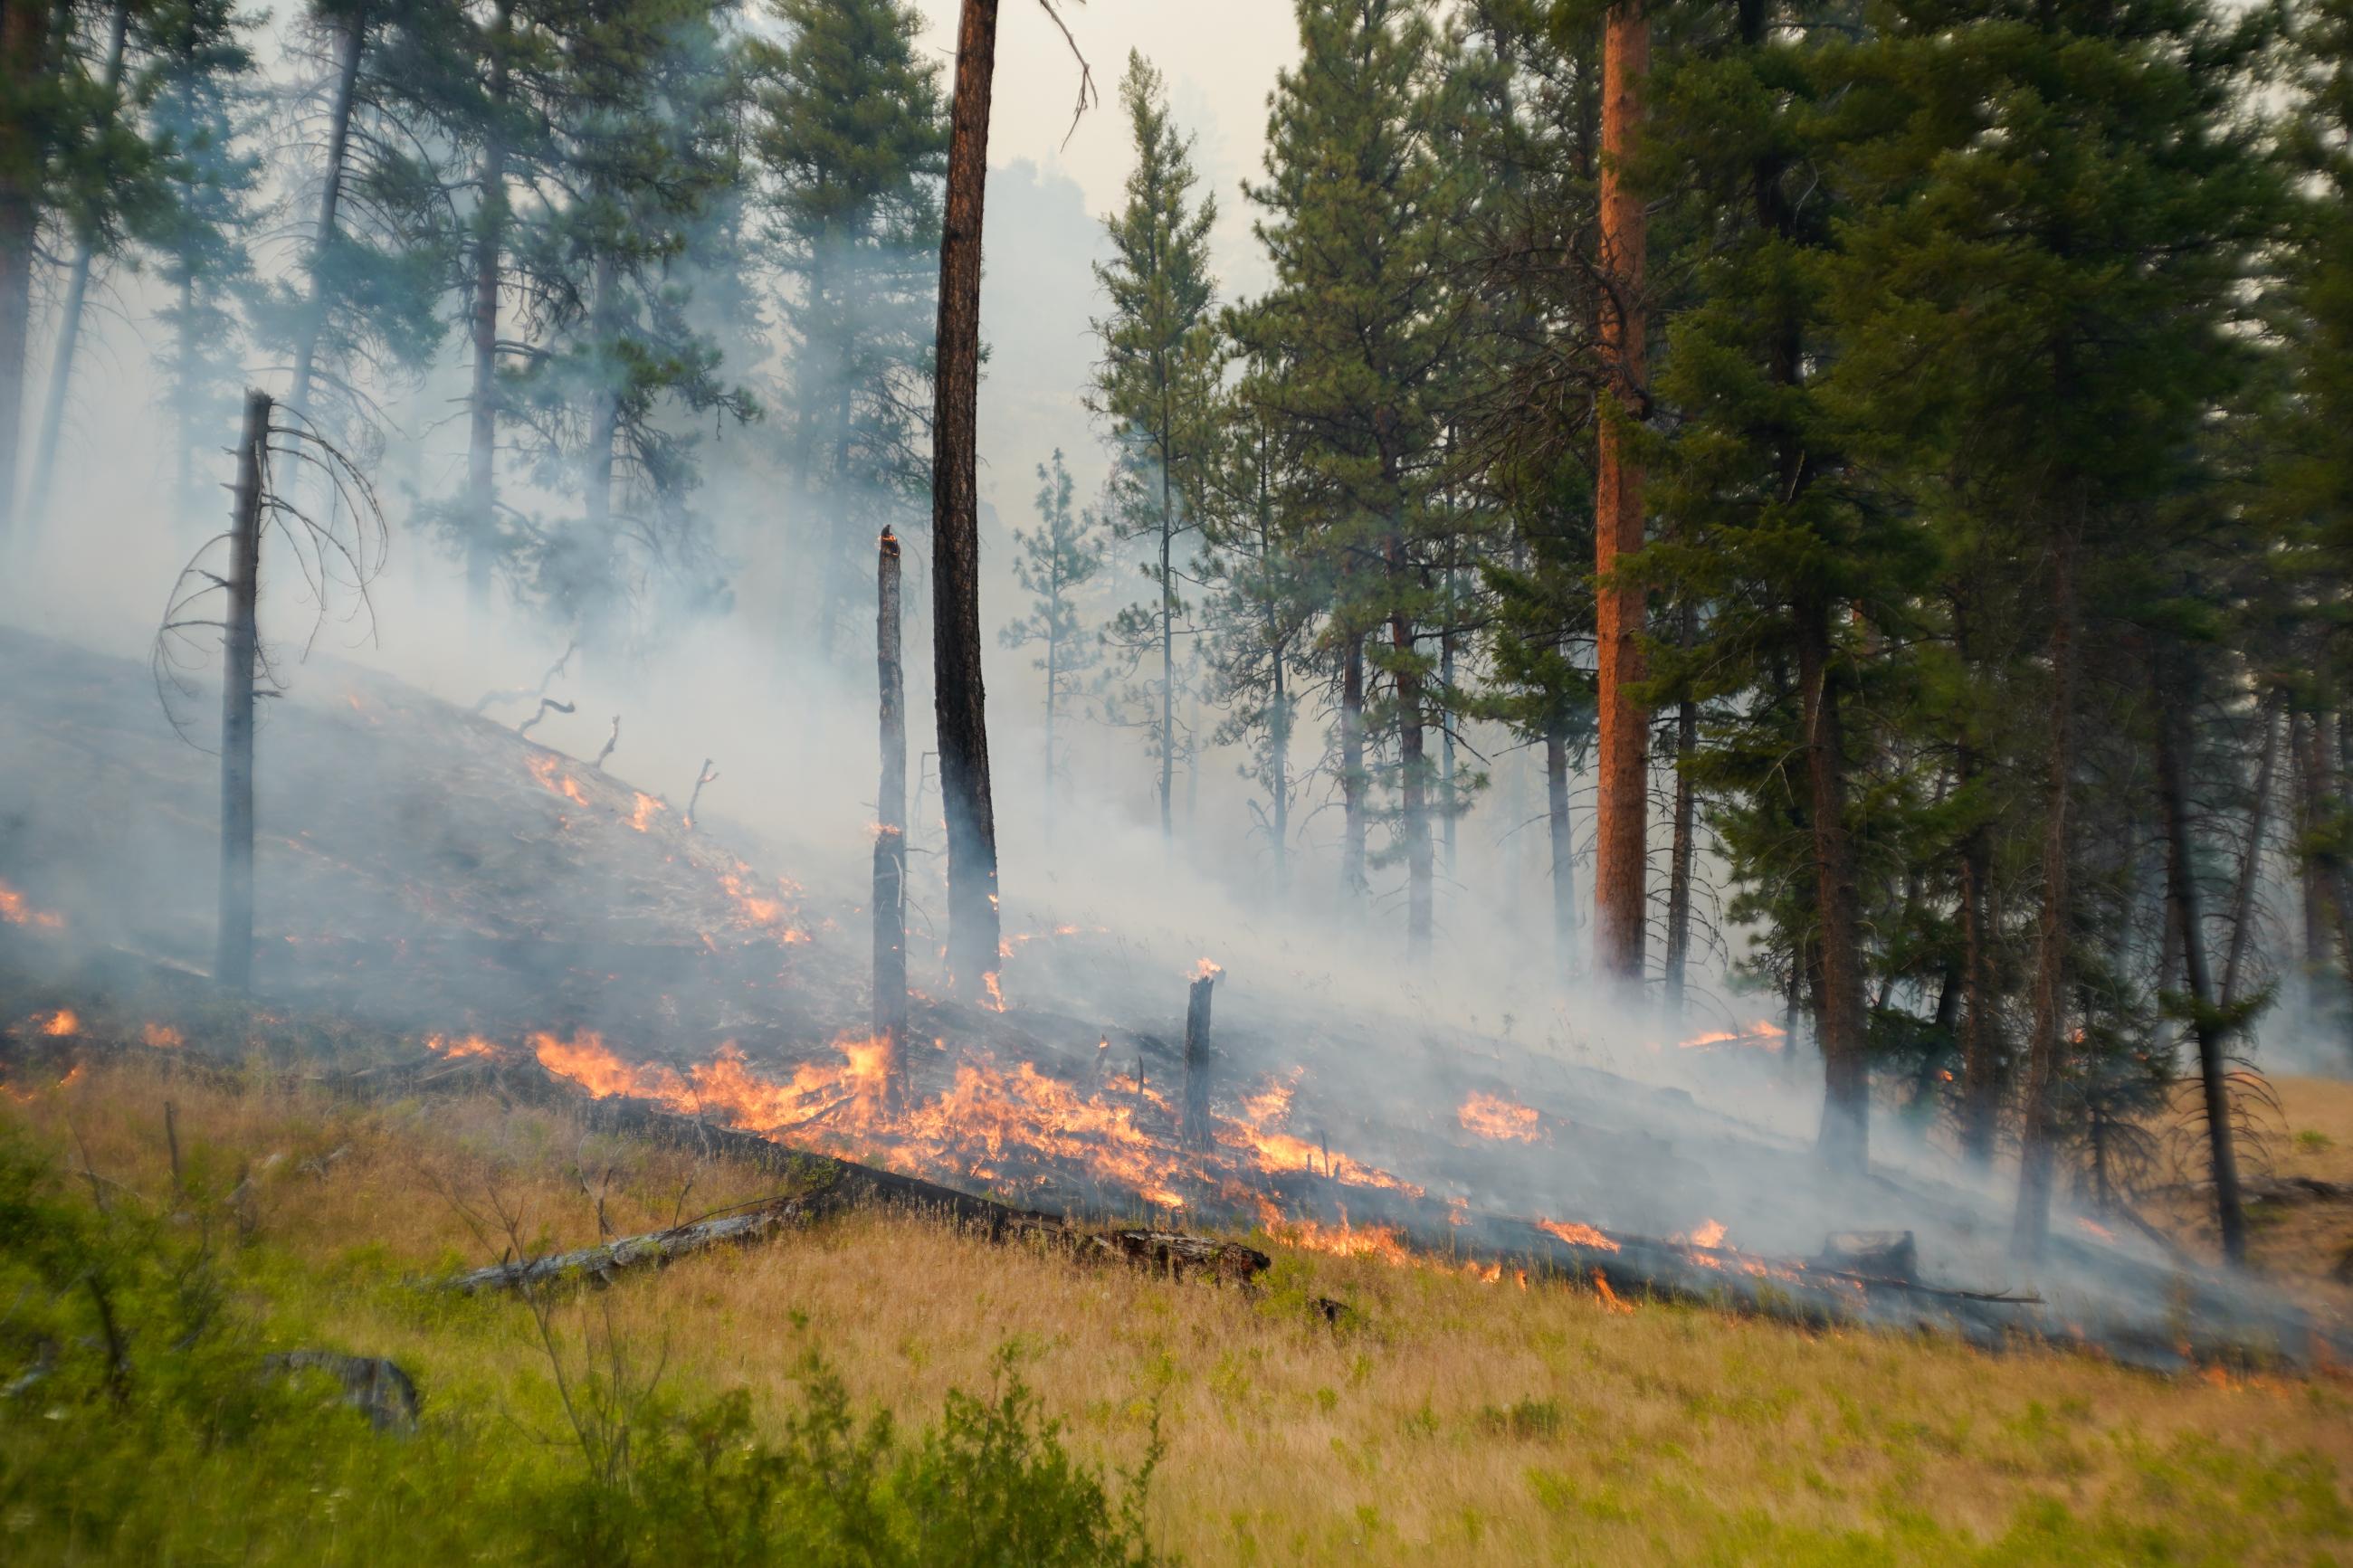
[
  {"x1": 1592, "y1": 0, "x2": 1650, "y2": 987},
  {"x1": 216, "y1": 390, "x2": 271, "y2": 992},
  {"x1": 2013, "y1": 532, "x2": 2078, "y2": 1261},
  {"x1": 287, "y1": 7, "x2": 367, "y2": 422},
  {"x1": 930, "y1": 0, "x2": 1003, "y2": 997},
  {"x1": 465, "y1": 0, "x2": 512, "y2": 614},
  {"x1": 1664, "y1": 605, "x2": 1697, "y2": 1011},
  {"x1": 1340, "y1": 631, "x2": 1367, "y2": 907},
  {"x1": 1181, "y1": 969, "x2": 1215, "y2": 1149},
  {"x1": 2220, "y1": 691, "x2": 2281, "y2": 1009},
  {"x1": 2152, "y1": 659, "x2": 2246, "y2": 1265},
  {"x1": 874, "y1": 527, "x2": 908, "y2": 1101},
  {"x1": 1958, "y1": 764, "x2": 2000, "y2": 1168},
  {"x1": 584, "y1": 252, "x2": 620, "y2": 533},
  {"x1": 1158, "y1": 451, "x2": 1176, "y2": 847},
  {"x1": 1548, "y1": 730, "x2": 1576, "y2": 988},
  {"x1": 1796, "y1": 597, "x2": 1868, "y2": 1175},
  {"x1": 24, "y1": 0, "x2": 129, "y2": 527},
  {"x1": 0, "y1": 0, "x2": 50, "y2": 539},
  {"x1": 1441, "y1": 615, "x2": 1459, "y2": 879},
  {"x1": 1395, "y1": 606, "x2": 1433, "y2": 959},
  {"x1": 1270, "y1": 644, "x2": 1291, "y2": 899}
]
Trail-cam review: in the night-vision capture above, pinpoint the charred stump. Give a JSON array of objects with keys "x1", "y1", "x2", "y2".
[
  {"x1": 1181, "y1": 968, "x2": 1216, "y2": 1148},
  {"x1": 215, "y1": 389, "x2": 270, "y2": 993},
  {"x1": 874, "y1": 527, "x2": 909, "y2": 1098}
]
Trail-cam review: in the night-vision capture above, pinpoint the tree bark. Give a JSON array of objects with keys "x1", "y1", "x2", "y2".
[
  {"x1": 1664, "y1": 606, "x2": 1697, "y2": 1011},
  {"x1": 1158, "y1": 447, "x2": 1176, "y2": 847},
  {"x1": 2219, "y1": 691, "x2": 2280, "y2": 1009},
  {"x1": 1796, "y1": 597, "x2": 1868, "y2": 1175},
  {"x1": 1181, "y1": 969, "x2": 1215, "y2": 1149},
  {"x1": 1340, "y1": 630, "x2": 1367, "y2": 908},
  {"x1": 216, "y1": 390, "x2": 271, "y2": 992},
  {"x1": 0, "y1": 0, "x2": 51, "y2": 539},
  {"x1": 465, "y1": 0, "x2": 512, "y2": 613},
  {"x1": 1395, "y1": 605, "x2": 1433, "y2": 959},
  {"x1": 25, "y1": 0, "x2": 129, "y2": 527},
  {"x1": 1548, "y1": 730, "x2": 1576, "y2": 989},
  {"x1": 874, "y1": 527, "x2": 908, "y2": 1099},
  {"x1": 287, "y1": 7, "x2": 367, "y2": 422},
  {"x1": 2013, "y1": 532, "x2": 2078, "y2": 1261},
  {"x1": 1592, "y1": 0, "x2": 1650, "y2": 987},
  {"x1": 1958, "y1": 761, "x2": 2000, "y2": 1168},
  {"x1": 2152, "y1": 659, "x2": 2246, "y2": 1266},
  {"x1": 930, "y1": 0, "x2": 1002, "y2": 997}
]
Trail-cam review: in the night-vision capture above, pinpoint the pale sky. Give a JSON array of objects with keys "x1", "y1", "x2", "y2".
[{"x1": 910, "y1": 1, "x2": 1300, "y2": 296}]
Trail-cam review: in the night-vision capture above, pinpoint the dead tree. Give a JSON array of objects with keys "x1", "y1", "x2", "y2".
[
  {"x1": 685, "y1": 758, "x2": 718, "y2": 829},
  {"x1": 593, "y1": 715, "x2": 621, "y2": 769},
  {"x1": 152, "y1": 389, "x2": 386, "y2": 993},
  {"x1": 1592, "y1": 0, "x2": 1651, "y2": 987},
  {"x1": 875, "y1": 527, "x2": 909, "y2": 1097},
  {"x1": 1181, "y1": 965, "x2": 1217, "y2": 1149},
  {"x1": 518, "y1": 697, "x2": 574, "y2": 736}
]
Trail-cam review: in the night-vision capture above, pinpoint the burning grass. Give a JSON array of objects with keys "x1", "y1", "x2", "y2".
[{"x1": 4, "y1": 1059, "x2": 2349, "y2": 1566}]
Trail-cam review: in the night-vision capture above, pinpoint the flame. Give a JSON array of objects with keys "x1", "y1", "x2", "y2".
[
  {"x1": 526, "y1": 754, "x2": 590, "y2": 807},
  {"x1": 981, "y1": 973, "x2": 1006, "y2": 1012},
  {"x1": 1457, "y1": 1090, "x2": 1540, "y2": 1143},
  {"x1": 1687, "y1": 1218, "x2": 1728, "y2": 1250},
  {"x1": 40, "y1": 1009, "x2": 80, "y2": 1037},
  {"x1": 1675, "y1": 1019, "x2": 1788, "y2": 1051},
  {"x1": 1189, "y1": 957, "x2": 1224, "y2": 984},
  {"x1": 1537, "y1": 1218, "x2": 1622, "y2": 1253},
  {"x1": 2074, "y1": 1216, "x2": 2115, "y2": 1242},
  {"x1": 141, "y1": 1024, "x2": 184, "y2": 1050},
  {"x1": 626, "y1": 793, "x2": 665, "y2": 832},
  {"x1": 426, "y1": 1032, "x2": 499, "y2": 1060},
  {"x1": 1260, "y1": 1199, "x2": 1409, "y2": 1264},
  {"x1": 718, "y1": 866, "x2": 809, "y2": 942},
  {"x1": 0, "y1": 880, "x2": 64, "y2": 930},
  {"x1": 1591, "y1": 1274, "x2": 1634, "y2": 1314}
]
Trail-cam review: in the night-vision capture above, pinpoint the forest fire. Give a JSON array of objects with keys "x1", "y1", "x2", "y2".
[
  {"x1": 1675, "y1": 1019, "x2": 1788, "y2": 1052},
  {"x1": 626, "y1": 793, "x2": 665, "y2": 832},
  {"x1": 1537, "y1": 1218, "x2": 1621, "y2": 1253},
  {"x1": 1457, "y1": 1089, "x2": 1540, "y2": 1142},
  {"x1": 140, "y1": 1023, "x2": 183, "y2": 1049},
  {"x1": 39, "y1": 1009, "x2": 79, "y2": 1037},
  {"x1": 525, "y1": 753, "x2": 590, "y2": 806},
  {"x1": 0, "y1": 879, "x2": 64, "y2": 930}
]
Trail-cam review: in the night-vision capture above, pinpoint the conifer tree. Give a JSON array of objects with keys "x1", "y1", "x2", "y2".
[{"x1": 1001, "y1": 448, "x2": 1105, "y2": 828}]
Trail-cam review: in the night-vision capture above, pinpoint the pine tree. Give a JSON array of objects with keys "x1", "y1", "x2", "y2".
[
  {"x1": 1001, "y1": 448, "x2": 1105, "y2": 829},
  {"x1": 750, "y1": 0, "x2": 945, "y2": 660},
  {"x1": 1090, "y1": 50, "x2": 1220, "y2": 849}
]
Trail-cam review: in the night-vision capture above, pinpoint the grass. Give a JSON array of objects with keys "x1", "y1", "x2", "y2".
[{"x1": 5, "y1": 1060, "x2": 2352, "y2": 1564}]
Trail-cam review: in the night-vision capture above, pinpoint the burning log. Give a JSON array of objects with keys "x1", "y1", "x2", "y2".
[
  {"x1": 874, "y1": 527, "x2": 908, "y2": 1100},
  {"x1": 1181, "y1": 963, "x2": 1217, "y2": 1149},
  {"x1": 516, "y1": 697, "x2": 574, "y2": 737}
]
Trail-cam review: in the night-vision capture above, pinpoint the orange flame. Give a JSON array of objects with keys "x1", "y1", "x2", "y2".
[
  {"x1": 1537, "y1": 1218, "x2": 1621, "y2": 1253},
  {"x1": 1189, "y1": 957, "x2": 1224, "y2": 984},
  {"x1": 1457, "y1": 1090, "x2": 1540, "y2": 1143},
  {"x1": 1686, "y1": 1218, "x2": 1728, "y2": 1250},
  {"x1": 426, "y1": 1032, "x2": 500, "y2": 1060},
  {"x1": 1675, "y1": 1019, "x2": 1788, "y2": 1051},
  {"x1": 626, "y1": 793, "x2": 665, "y2": 832},
  {"x1": 40, "y1": 1009, "x2": 79, "y2": 1038},
  {"x1": 980, "y1": 973, "x2": 1006, "y2": 1012},
  {"x1": 141, "y1": 1024, "x2": 184, "y2": 1050},
  {"x1": 0, "y1": 880, "x2": 65, "y2": 930},
  {"x1": 1591, "y1": 1274, "x2": 1634, "y2": 1314},
  {"x1": 526, "y1": 754, "x2": 590, "y2": 807}
]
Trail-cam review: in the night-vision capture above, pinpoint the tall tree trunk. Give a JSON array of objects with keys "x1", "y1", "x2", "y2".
[
  {"x1": 465, "y1": 0, "x2": 512, "y2": 614},
  {"x1": 1796, "y1": 597, "x2": 1868, "y2": 1174},
  {"x1": 2152, "y1": 658, "x2": 2246, "y2": 1265},
  {"x1": 1957, "y1": 762, "x2": 2000, "y2": 1168},
  {"x1": 1158, "y1": 453, "x2": 1176, "y2": 847},
  {"x1": 930, "y1": 0, "x2": 1002, "y2": 997},
  {"x1": 0, "y1": 0, "x2": 51, "y2": 538},
  {"x1": 25, "y1": 0, "x2": 129, "y2": 527},
  {"x1": 874, "y1": 527, "x2": 908, "y2": 1101},
  {"x1": 217, "y1": 390, "x2": 271, "y2": 992},
  {"x1": 1663, "y1": 602, "x2": 1697, "y2": 1012},
  {"x1": 1396, "y1": 605, "x2": 1432, "y2": 957},
  {"x1": 2013, "y1": 531, "x2": 2079, "y2": 1261},
  {"x1": 1270, "y1": 649, "x2": 1290, "y2": 898},
  {"x1": 287, "y1": 8, "x2": 367, "y2": 422},
  {"x1": 1441, "y1": 613, "x2": 1459, "y2": 879},
  {"x1": 1592, "y1": 0, "x2": 1650, "y2": 986},
  {"x1": 2220, "y1": 691, "x2": 2281, "y2": 1009},
  {"x1": 1547, "y1": 729, "x2": 1576, "y2": 988},
  {"x1": 1043, "y1": 595, "x2": 1059, "y2": 832},
  {"x1": 1340, "y1": 631, "x2": 1367, "y2": 908}
]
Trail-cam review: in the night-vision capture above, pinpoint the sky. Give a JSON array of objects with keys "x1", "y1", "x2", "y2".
[{"x1": 910, "y1": 0, "x2": 1298, "y2": 298}]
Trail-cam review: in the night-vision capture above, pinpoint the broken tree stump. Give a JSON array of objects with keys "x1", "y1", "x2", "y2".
[{"x1": 1182, "y1": 965, "x2": 1217, "y2": 1148}]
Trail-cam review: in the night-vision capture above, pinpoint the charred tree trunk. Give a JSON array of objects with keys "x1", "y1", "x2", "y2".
[
  {"x1": 2220, "y1": 691, "x2": 2281, "y2": 1009},
  {"x1": 874, "y1": 528, "x2": 908, "y2": 1099},
  {"x1": 1664, "y1": 606, "x2": 1698, "y2": 1012},
  {"x1": 287, "y1": 8, "x2": 366, "y2": 422},
  {"x1": 0, "y1": 0, "x2": 50, "y2": 538},
  {"x1": 1592, "y1": 0, "x2": 1650, "y2": 987},
  {"x1": 1796, "y1": 597, "x2": 1868, "y2": 1175},
  {"x1": 930, "y1": 0, "x2": 1002, "y2": 997},
  {"x1": 465, "y1": 0, "x2": 512, "y2": 614},
  {"x1": 2013, "y1": 532, "x2": 2079, "y2": 1261},
  {"x1": 1340, "y1": 632, "x2": 1367, "y2": 908},
  {"x1": 2152, "y1": 660, "x2": 2246, "y2": 1265},
  {"x1": 1181, "y1": 968, "x2": 1216, "y2": 1149},
  {"x1": 25, "y1": 0, "x2": 130, "y2": 527},
  {"x1": 216, "y1": 391, "x2": 271, "y2": 992},
  {"x1": 1548, "y1": 729, "x2": 1576, "y2": 987}
]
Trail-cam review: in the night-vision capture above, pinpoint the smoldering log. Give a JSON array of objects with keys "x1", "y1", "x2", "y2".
[{"x1": 1181, "y1": 968, "x2": 1215, "y2": 1148}]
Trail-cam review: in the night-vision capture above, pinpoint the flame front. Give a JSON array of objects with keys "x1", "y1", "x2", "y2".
[
  {"x1": 525, "y1": 754, "x2": 590, "y2": 807},
  {"x1": 40, "y1": 1009, "x2": 80, "y2": 1038},
  {"x1": 1537, "y1": 1217, "x2": 1621, "y2": 1253},
  {"x1": 1457, "y1": 1090, "x2": 1540, "y2": 1143},
  {"x1": 1674, "y1": 1019, "x2": 1788, "y2": 1051},
  {"x1": 0, "y1": 880, "x2": 65, "y2": 930}
]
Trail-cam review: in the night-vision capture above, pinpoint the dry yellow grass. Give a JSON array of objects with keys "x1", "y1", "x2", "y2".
[{"x1": 8, "y1": 1061, "x2": 2353, "y2": 1564}]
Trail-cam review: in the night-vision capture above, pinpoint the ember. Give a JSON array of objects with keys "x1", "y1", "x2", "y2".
[{"x1": 1457, "y1": 1089, "x2": 1540, "y2": 1143}]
